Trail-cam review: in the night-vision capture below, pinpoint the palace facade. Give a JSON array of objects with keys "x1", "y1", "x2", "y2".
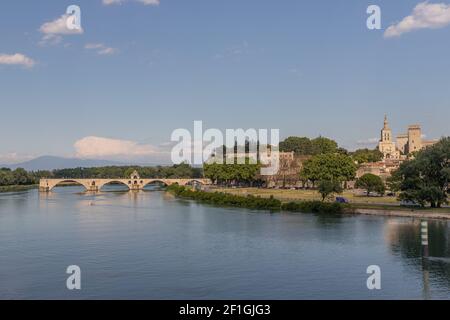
[
  {"x1": 355, "y1": 116, "x2": 439, "y2": 181},
  {"x1": 378, "y1": 115, "x2": 438, "y2": 160}
]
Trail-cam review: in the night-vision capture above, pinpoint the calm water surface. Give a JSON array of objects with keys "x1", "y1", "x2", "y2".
[{"x1": 0, "y1": 186, "x2": 449, "y2": 299}]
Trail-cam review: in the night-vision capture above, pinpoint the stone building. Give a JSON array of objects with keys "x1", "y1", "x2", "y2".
[
  {"x1": 378, "y1": 115, "x2": 437, "y2": 160},
  {"x1": 353, "y1": 116, "x2": 441, "y2": 182},
  {"x1": 259, "y1": 152, "x2": 311, "y2": 188},
  {"x1": 378, "y1": 115, "x2": 401, "y2": 160},
  {"x1": 355, "y1": 159, "x2": 402, "y2": 182}
]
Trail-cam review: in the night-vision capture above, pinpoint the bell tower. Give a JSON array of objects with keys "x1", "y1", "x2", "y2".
[
  {"x1": 378, "y1": 115, "x2": 399, "y2": 160},
  {"x1": 380, "y1": 115, "x2": 392, "y2": 143}
]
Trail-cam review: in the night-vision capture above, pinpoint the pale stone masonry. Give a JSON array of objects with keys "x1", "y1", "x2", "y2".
[
  {"x1": 40, "y1": 170, "x2": 211, "y2": 192},
  {"x1": 378, "y1": 115, "x2": 438, "y2": 160},
  {"x1": 354, "y1": 116, "x2": 440, "y2": 181}
]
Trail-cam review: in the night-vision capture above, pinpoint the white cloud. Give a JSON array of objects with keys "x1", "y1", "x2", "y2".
[
  {"x1": 0, "y1": 153, "x2": 34, "y2": 165},
  {"x1": 0, "y1": 53, "x2": 35, "y2": 68},
  {"x1": 39, "y1": 14, "x2": 83, "y2": 45},
  {"x1": 85, "y1": 43, "x2": 118, "y2": 55},
  {"x1": 103, "y1": 0, "x2": 160, "y2": 6},
  {"x1": 102, "y1": 0, "x2": 121, "y2": 4},
  {"x1": 74, "y1": 136, "x2": 165, "y2": 160},
  {"x1": 385, "y1": 2, "x2": 450, "y2": 38}
]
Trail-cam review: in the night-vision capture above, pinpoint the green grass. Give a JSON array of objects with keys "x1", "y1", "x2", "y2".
[
  {"x1": 212, "y1": 187, "x2": 450, "y2": 213},
  {"x1": 213, "y1": 187, "x2": 398, "y2": 204}
]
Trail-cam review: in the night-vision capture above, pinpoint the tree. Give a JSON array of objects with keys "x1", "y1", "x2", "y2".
[
  {"x1": 279, "y1": 136, "x2": 340, "y2": 155},
  {"x1": 391, "y1": 137, "x2": 450, "y2": 208},
  {"x1": 355, "y1": 174, "x2": 385, "y2": 196},
  {"x1": 351, "y1": 148, "x2": 383, "y2": 164},
  {"x1": 279, "y1": 137, "x2": 314, "y2": 155},
  {"x1": 0, "y1": 170, "x2": 13, "y2": 186},
  {"x1": 203, "y1": 158, "x2": 261, "y2": 186},
  {"x1": 300, "y1": 153, "x2": 357, "y2": 187},
  {"x1": 0, "y1": 168, "x2": 38, "y2": 186},
  {"x1": 317, "y1": 180, "x2": 343, "y2": 202},
  {"x1": 336, "y1": 147, "x2": 349, "y2": 155},
  {"x1": 311, "y1": 137, "x2": 338, "y2": 155}
]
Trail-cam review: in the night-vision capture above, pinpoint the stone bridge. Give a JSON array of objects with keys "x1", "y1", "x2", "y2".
[{"x1": 39, "y1": 170, "x2": 211, "y2": 192}]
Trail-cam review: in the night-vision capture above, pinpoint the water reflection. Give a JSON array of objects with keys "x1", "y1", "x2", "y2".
[
  {"x1": 1, "y1": 187, "x2": 449, "y2": 299},
  {"x1": 385, "y1": 219, "x2": 450, "y2": 299}
]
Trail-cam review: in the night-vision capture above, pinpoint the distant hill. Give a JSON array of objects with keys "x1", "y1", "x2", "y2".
[{"x1": 1, "y1": 156, "x2": 128, "y2": 171}]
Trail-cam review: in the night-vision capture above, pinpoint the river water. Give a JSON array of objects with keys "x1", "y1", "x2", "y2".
[{"x1": 0, "y1": 186, "x2": 449, "y2": 299}]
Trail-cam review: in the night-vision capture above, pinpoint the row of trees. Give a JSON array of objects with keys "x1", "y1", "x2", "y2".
[
  {"x1": 279, "y1": 136, "x2": 383, "y2": 163},
  {"x1": 51, "y1": 163, "x2": 203, "y2": 179},
  {"x1": 203, "y1": 160, "x2": 261, "y2": 186},
  {"x1": 279, "y1": 136, "x2": 340, "y2": 155},
  {"x1": 0, "y1": 168, "x2": 42, "y2": 186},
  {"x1": 0, "y1": 163, "x2": 203, "y2": 187}
]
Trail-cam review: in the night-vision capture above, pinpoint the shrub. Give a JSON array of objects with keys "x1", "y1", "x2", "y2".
[
  {"x1": 167, "y1": 185, "x2": 346, "y2": 214},
  {"x1": 281, "y1": 200, "x2": 345, "y2": 214},
  {"x1": 166, "y1": 185, "x2": 282, "y2": 211}
]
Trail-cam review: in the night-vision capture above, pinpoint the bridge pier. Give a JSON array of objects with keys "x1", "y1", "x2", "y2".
[
  {"x1": 39, "y1": 186, "x2": 50, "y2": 192},
  {"x1": 87, "y1": 186, "x2": 99, "y2": 192}
]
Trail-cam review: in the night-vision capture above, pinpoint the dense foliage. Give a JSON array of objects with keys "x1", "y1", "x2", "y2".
[
  {"x1": 350, "y1": 148, "x2": 383, "y2": 164},
  {"x1": 279, "y1": 136, "x2": 339, "y2": 155},
  {"x1": 317, "y1": 179, "x2": 343, "y2": 201},
  {"x1": 203, "y1": 161, "x2": 261, "y2": 186},
  {"x1": 281, "y1": 201, "x2": 346, "y2": 214},
  {"x1": 280, "y1": 136, "x2": 382, "y2": 164},
  {"x1": 0, "y1": 168, "x2": 46, "y2": 186},
  {"x1": 389, "y1": 137, "x2": 449, "y2": 208},
  {"x1": 167, "y1": 184, "x2": 281, "y2": 210},
  {"x1": 300, "y1": 153, "x2": 357, "y2": 186},
  {"x1": 355, "y1": 173, "x2": 385, "y2": 196},
  {"x1": 167, "y1": 185, "x2": 346, "y2": 214}
]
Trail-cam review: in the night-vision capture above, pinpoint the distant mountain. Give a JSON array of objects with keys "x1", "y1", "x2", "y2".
[{"x1": 2, "y1": 156, "x2": 128, "y2": 171}]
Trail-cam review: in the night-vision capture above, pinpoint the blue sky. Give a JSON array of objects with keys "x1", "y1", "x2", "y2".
[{"x1": 1, "y1": 0, "x2": 450, "y2": 164}]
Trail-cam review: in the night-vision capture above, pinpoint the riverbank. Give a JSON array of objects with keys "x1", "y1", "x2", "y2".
[
  {"x1": 213, "y1": 187, "x2": 399, "y2": 204},
  {"x1": 167, "y1": 185, "x2": 346, "y2": 214},
  {"x1": 209, "y1": 187, "x2": 450, "y2": 219},
  {"x1": 0, "y1": 185, "x2": 38, "y2": 193},
  {"x1": 354, "y1": 208, "x2": 450, "y2": 220}
]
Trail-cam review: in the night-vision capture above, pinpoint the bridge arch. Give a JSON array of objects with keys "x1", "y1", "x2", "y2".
[
  {"x1": 142, "y1": 180, "x2": 170, "y2": 188},
  {"x1": 98, "y1": 180, "x2": 131, "y2": 191},
  {"x1": 48, "y1": 180, "x2": 90, "y2": 192},
  {"x1": 40, "y1": 176, "x2": 211, "y2": 192},
  {"x1": 182, "y1": 179, "x2": 206, "y2": 186}
]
